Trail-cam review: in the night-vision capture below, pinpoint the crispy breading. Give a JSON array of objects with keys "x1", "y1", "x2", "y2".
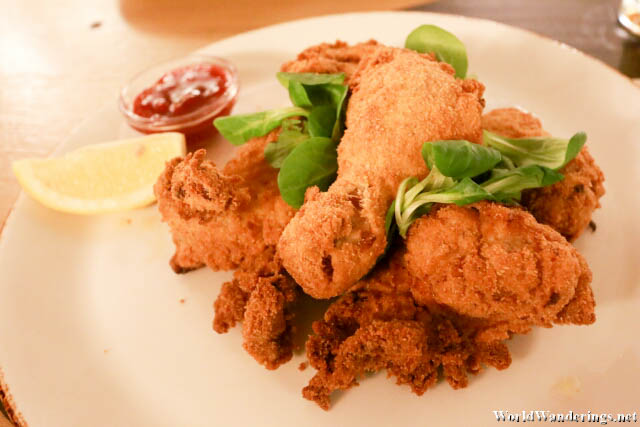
[
  {"x1": 278, "y1": 46, "x2": 485, "y2": 299},
  {"x1": 212, "y1": 245, "x2": 298, "y2": 370},
  {"x1": 304, "y1": 319, "x2": 436, "y2": 410},
  {"x1": 522, "y1": 149, "x2": 605, "y2": 241},
  {"x1": 482, "y1": 108, "x2": 605, "y2": 241},
  {"x1": 482, "y1": 107, "x2": 550, "y2": 138},
  {"x1": 154, "y1": 131, "x2": 295, "y2": 273},
  {"x1": 303, "y1": 251, "x2": 512, "y2": 409},
  {"x1": 405, "y1": 202, "x2": 595, "y2": 327},
  {"x1": 155, "y1": 42, "x2": 603, "y2": 398},
  {"x1": 155, "y1": 132, "x2": 298, "y2": 368},
  {"x1": 280, "y1": 40, "x2": 381, "y2": 86},
  {"x1": 304, "y1": 201, "x2": 596, "y2": 409},
  {"x1": 157, "y1": 40, "x2": 396, "y2": 370}
]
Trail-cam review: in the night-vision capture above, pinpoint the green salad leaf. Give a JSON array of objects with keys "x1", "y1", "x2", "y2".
[
  {"x1": 482, "y1": 165, "x2": 564, "y2": 202},
  {"x1": 216, "y1": 71, "x2": 349, "y2": 208},
  {"x1": 422, "y1": 140, "x2": 502, "y2": 179},
  {"x1": 308, "y1": 105, "x2": 337, "y2": 138},
  {"x1": 276, "y1": 72, "x2": 345, "y2": 88},
  {"x1": 483, "y1": 130, "x2": 586, "y2": 170},
  {"x1": 395, "y1": 178, "x2": 493, "y2": 237},
  {"x1": 388, "y1": 128, "x2": 587, "y2": 238},
  {"x1": 264, "y1": 119, "x2": 309, "y2": 168},
  {"x1": 214, "y1": 106, "x2": 309, "y2": 146},
  {"x1": 284, "y1": 82, "x2": 348, "y2": 141},
  {"x1": 288, "y1": 80, "x2": 313, "y2": 108},
  {"x1": 405, "y1": 24, "x2": 468, "y2": 78},
  {"x1": 277, "y1": 137, "x2": 338, "y2": 209}
]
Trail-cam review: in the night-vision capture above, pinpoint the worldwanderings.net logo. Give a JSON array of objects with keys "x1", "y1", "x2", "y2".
[{"x1": 492, "y1": 410, "x2": 638, "y2": 424}]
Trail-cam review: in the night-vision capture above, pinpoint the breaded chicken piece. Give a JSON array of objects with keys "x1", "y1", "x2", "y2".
[
  {"x1": 155, "y1": 132, "x2": 298, "y2": 368},
  {"x1": 280, "y1": 40, "x2": 381, "y2": 86},
  {"x1": 214, "y1": 249, "x2": 299, "y2": 369},
  {"x1": 303, "y1": 251, "x2": 512, "y2": 409},
  {"x1": 482, "y1": 108, "x2": 605, "y2": 241},
  {"x1": 482, "y1": 107, "x2": 550, "y2": 138},
  {"x1": 278, "y1": 46, "x2": 485, "y2": 299},
  {"x1": 158, "y1": 41, "x2": 393, "y2": 369},
  {"x1": 305, "y1": 201, "x2": 597, "y2": 409},
  {"x1": 155, "y1": 130, "x2": 295, "y2": 273},
  {"x1": 405, "y1": 202, "x2": 595, "y2": 327}
]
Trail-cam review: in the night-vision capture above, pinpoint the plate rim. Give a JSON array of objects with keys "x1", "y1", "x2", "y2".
[{"x1": 1, "y1": 10, "x2": 638, "y2": 427}]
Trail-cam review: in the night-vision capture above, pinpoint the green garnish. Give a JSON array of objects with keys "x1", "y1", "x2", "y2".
[
  {"x1": 214, "y1": 71, "x2": 348, "y2": 209},
  {"x1": 213, "y1": 107, "x2": 308, "y2": 146},
  {"x1": 263, "y1": 119, "x2": 309, "y2": 168},
  {"x1": 481, "y1": 165, "x2": 564, "y2": 201},
  {"x1": 277, "y1": 137, "x2": 338, "y2": 209},
  {"x1": 276, "y1": 72, "x2": 346, "y2": 88},
  {"x1": 483, "y1": 130, "x2": 587, "y2": 170},
  {"x1": 218, "y1": 25, "x2": 577, "y2": 218},
  {"x1": 422, "y1": 139, "x2": 501, "y2": 179},
  {"x1": 388, "y1": 132, "x2": 583, "y2": 238},
  {"x1": 405, "y1": 24, "x2": 468, "y2": 78}
]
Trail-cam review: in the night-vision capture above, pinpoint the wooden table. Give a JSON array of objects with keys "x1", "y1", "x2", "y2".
[
  {"x1": 1, "y1": 0, "x2": 638, "y2": 425},
  {"x1": 0, "y1": 0, "x2": 424, "y2": 231}
]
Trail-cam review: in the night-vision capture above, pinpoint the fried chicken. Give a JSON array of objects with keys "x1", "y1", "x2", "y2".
[
  {"x1": 304, "y1": 201, "x2": 596, "y2": 409},
  {"x1": 157, "y1": 40, "x2": 391, "y2": 369},
  {"x1": 482, "y1": 108, "x2": 605, "y2": 241},
  {"x1": 155, "y1": 131, "x2": 298, "y2": 368},
  {"x1": 278, "y1": 46, "x2": 486, "y2": 299},
  {"x1": 405, "y1": 202, "x2": 595, "y2": 329},
  {"x1": 280, "y1": 40, "x2": 381, "y2": 86},
  {"x1": 303, "y1": 250, "x2": 512, "y2": 409},
  {"x1": 155, "y1": 41, "x2": 603, "y2": 398},
  {"x1": 214, "y1": 249, "x2": 299, "y2": 369},
  {"x1": 155, "y1": 130, "x2": 295, "y2": 273}
]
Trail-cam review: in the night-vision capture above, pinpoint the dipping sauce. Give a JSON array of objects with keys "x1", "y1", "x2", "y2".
[
  {"x1": 119, "y1": 56, "x2": 238, "y2": 141},
  {"x1": 133, "y1": 64, "x2": 227, "y2": 119}
]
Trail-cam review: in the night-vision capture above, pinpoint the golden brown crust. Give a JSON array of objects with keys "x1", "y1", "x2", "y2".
[
  {"x1": 212, "y1": 248, "x2": 299, "y2": 370},
  {"x1": 405, "y1": 202, "x2": 595, "y2": 326},
  {"x1": 302, "y1": 251, "x2": 514, "y2": 409},
  {"x1": 154, "y1": 130, "x2": 300, "y2": 369},
  {"x1": 242, "y1": 277, "x2": 296, "y2": 370},
  {"x1": 154, "y1": 131, "x2": 295, "y2": 273},
  {"x1": 482, "y1": 107, "x2": 549, "y2": 138},
  {"x1": 278, "y1": 46, "x2": 486, "y2": 299},
  {"x1": 280, "y1": 40, "x2": 381, "y2": 86},
  {"x1": 303, "y1": 201, "x2": 596, "y2": 409},
  {"x1": 482, "y1": 107, "x2": 605, "y2": 241},
  {"x1": 304, "y1": 319, "x2": 437, "y2": 410},
  {"x1": 522, "y1": 148, "x2": 605, "y2": 241}
]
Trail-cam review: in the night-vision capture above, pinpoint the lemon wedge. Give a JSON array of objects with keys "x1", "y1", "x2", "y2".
[{"x1": 12, "y1": 132, "x2": 186, "y2": 214}]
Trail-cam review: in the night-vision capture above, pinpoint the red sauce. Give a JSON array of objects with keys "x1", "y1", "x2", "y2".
[
  {"x1": 124, "y1": 61, "x2": 237, "y2": 141},
  {"x1": 133, "y1": 64, "x2": 228, "y2": 119}
]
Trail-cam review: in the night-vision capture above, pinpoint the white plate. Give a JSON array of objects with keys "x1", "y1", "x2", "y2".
[{"x1": 2, "y1": 11, "x2": 640, "y2": 427}]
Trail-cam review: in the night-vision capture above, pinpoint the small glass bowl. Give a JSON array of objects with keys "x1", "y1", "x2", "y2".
[{"x1": 118, "y1": 54, "x2": 239, "y2": 139}]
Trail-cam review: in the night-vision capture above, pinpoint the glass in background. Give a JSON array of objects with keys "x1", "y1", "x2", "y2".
[{"x1": 619, "y1": 0, "x2": 640, "y2": 36}]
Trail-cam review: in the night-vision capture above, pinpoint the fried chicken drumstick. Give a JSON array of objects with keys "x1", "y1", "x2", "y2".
[
  {"x1": 278, "y1": 46, "x2": 485, "y2": 299},
  {"x1": 155, "y1": 40, "x2": 388, "y2": 369}
]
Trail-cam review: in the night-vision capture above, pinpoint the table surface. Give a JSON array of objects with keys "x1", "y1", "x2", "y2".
[{"x1": 1, "y1": 0, "x2": 638, "y2": 425}]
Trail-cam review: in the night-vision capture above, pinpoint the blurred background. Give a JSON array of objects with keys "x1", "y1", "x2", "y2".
[{"x1": 0, "y1": 0, "x2": 638, "y2": 424}]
